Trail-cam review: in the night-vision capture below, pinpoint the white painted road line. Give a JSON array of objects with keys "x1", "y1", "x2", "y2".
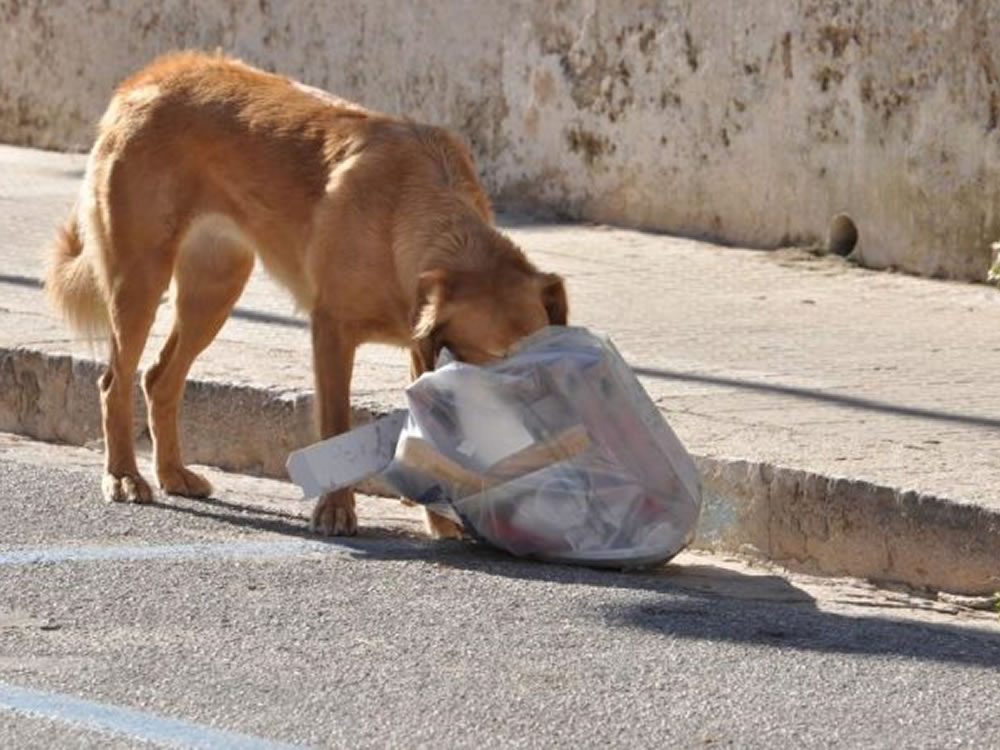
[
  {"x1": 0, "y1": 539, "x2": 337, "y2": 566},
  {"x1": 0, "y1": 681, "x2": 309, "y2": 749}
]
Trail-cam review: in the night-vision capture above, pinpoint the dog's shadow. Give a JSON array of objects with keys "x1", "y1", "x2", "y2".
[
  {"x1": 152, "y1": 489, "x2": 1000, "y2": 670},
  {"x1": 151, "y1": 493, "x2": 325, "y2": 539}
]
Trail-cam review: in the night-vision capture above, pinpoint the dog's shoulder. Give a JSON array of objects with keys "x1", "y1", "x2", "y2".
[{"x1": 359, "y1": 120, "x2": 492, "y2": 220}]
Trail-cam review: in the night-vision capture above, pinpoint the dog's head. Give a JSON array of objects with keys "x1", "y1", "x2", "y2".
[{"x1": 411, "y1": 266, "x2": 567, "y2": 375}]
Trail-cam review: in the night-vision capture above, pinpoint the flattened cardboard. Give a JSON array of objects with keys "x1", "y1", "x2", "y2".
[{"x1": 285, "y1": 409, "x2": 408, "y2": 498}]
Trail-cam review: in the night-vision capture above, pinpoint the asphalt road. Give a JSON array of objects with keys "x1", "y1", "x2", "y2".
[{"x1": 1, "y1": 433, "x2": 998, "y2": 749}]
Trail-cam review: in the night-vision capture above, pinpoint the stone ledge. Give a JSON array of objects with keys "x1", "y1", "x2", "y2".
[{"x1": 3, "y1": 345, "x2": 996, "y2": 595}]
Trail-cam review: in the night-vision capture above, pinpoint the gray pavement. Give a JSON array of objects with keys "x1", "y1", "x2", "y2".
[
  {"x1": 1, "y1": 143, "x2": 999, "y2": 593},
  {"x1": 1, "y1": 433, "x2": 999, "y2": 750}
]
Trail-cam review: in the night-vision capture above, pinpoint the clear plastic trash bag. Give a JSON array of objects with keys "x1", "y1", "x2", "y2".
[{"x1": 381, "y1": 326, "x2": 702, "y2": 567}]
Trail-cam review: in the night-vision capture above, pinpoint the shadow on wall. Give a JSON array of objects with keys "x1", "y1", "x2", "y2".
[
  {"x1": 6, "y1": 268, "x2": 993, "y2": 431},
  {"x1": 0, "y1": 273, "x2": 309, "y2": 331},
  {"x1": 632, "y1": 365, "x2": 1000, "y2": 431}
]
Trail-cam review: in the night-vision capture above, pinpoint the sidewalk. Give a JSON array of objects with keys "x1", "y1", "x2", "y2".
[{"x1": 2, "y1": 143, "x2": 998, "y2": 594}]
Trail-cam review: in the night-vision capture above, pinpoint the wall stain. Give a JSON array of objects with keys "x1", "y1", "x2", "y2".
[
  {"x1": 565, "y1": 126, "x2": 613, "y2": 166},
  {"x1": 817, "y1": 24, "x2": 859, "y2": 58},
  {"x1": 781, "y1": 31, "x2": 793, "y2": 79},
  {"x1": 639, "y1": 27, "x2": 656, "y2": 54},
  {"x1": 683, "y1": 29, "x2": 699, "y2": 72},
  {"x1": 973, "y1": 18, "x2": 1000, "y2": 131},
  {"x1": 813, "y1": 65, "x2": 844, "y2": 92}
]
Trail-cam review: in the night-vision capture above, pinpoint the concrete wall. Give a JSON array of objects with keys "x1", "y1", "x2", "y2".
[{"x1": 3, "y1": 0, "x2": 999, "y2": 280}]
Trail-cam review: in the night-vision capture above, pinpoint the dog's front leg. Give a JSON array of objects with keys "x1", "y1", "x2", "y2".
[{"x1": 309, "y1": 311, "x2": 359, "y2": 536}]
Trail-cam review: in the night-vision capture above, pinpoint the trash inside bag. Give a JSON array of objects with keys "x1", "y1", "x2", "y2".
[{"x1": 381, "y1": 326, "x2": 702, "y2": 567}]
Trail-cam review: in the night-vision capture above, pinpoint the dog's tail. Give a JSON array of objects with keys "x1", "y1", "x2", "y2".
[{"x1": 44, "y1": 212, "x2": 109, "y2": 339}]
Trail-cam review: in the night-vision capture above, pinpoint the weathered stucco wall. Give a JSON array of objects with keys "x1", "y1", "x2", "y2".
[{"x1": 3, "y1": 0, "x2": 999, "y2": 280}]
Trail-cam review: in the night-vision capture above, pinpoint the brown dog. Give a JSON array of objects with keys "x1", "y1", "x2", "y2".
[{"x1": 44, "y1": 51, "x2": 567, "y2": 537}]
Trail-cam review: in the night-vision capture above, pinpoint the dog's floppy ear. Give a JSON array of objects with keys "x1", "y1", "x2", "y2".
[
  {"x1": 538, "y1": 273, "x2": 568, "y2": 325},
  {"x1": 410, "y1": 269, "x2": 452, "y2": 377}
]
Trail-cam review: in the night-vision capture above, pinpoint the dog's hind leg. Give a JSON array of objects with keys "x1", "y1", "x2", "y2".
[
  {"x1": 143, "y1": 219, "x2": 254, "y2": 497},
  {"x1": 100, "y1": 267, "x2": 170, "y2": 504}
]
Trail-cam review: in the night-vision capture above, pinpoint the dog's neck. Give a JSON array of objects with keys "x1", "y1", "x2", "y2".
[{"x1": 417, "y1": 207, "x2": 534, "y2": 275}]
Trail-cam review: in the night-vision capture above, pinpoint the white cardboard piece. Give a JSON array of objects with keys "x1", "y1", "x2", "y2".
[{"x1": 286, "y1": 409, "x2": 408, "y2": 498}]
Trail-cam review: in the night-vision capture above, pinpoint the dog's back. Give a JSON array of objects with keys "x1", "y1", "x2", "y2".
[{"x1": 48, "y1": 51, "x2": 494, "y2": 322}]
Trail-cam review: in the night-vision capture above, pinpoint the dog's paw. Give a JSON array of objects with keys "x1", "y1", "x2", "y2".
[
  {"x1": 311, "y1": 490, "x2": 358, "y2": 536},
  {"x1": 158, "y1": 466, "x2": 213, "y2": 498},
  {"x1": 102, "y1": 472, "x2": 154, "y2": 504},
  {"x1": 424, "y1": 509, "x2": 465, "y2": 540}
]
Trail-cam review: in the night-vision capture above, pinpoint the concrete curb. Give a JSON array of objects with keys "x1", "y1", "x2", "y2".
[
  {"x1": 2, "y1": 345, "x2": 997, "y2": 595},
  {"x1": 697, "y1": 460, "x2": 999, "y2": 597}
]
